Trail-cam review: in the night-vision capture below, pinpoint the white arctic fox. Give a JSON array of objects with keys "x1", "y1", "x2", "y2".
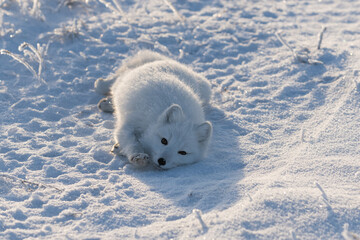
[{"x1": 94, "y1": 51, "x2": 212, "y2": 169}]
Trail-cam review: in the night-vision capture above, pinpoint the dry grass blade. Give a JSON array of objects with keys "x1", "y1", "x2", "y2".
[
  {"x1": 275, "y1": 32, "x2": 323, "y2": 65},
  {"x1": 317, "y1": 26, "x2": 327, "y2": 50},
  {"x1": 112, "y1": 0, "x2": 125, "y2": 15},
  {"x1": 19, "y1": 42, "x2": 44, "y2": 79},
  {"x1": 1, "y1": 49, "x2": 38, "y2": 79},
  {"x1": 98, "y1": 0, "x2": 120, "y2": 14},
  {"x1": 0, "y1": 174, "x2": 63, "y2": 193},
  {"x1": 1, "y1": 46, "x2": 47, "y2": 84},
  {"x1": 163, "y1": 0, "x2": 186, "y2": 24}
]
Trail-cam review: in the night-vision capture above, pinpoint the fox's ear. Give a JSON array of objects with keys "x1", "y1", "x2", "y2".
[
  {"x1": 196, "y1": 121, "x2": 212, "y2": 143},
  {"x1": 161, "y1": 104, "x2": 184, "y2": 124}
]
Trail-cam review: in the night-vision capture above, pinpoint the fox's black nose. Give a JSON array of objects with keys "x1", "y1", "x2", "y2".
[{"x1": 158, "y1": 158, "x2": 166, "y2": 166}]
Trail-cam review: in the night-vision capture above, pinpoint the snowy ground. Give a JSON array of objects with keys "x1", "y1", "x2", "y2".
[{"x1": 1, "y1": 0, "x2": 360, "y2": 239}]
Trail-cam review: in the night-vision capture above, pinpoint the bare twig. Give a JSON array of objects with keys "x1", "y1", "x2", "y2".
[
  {"x1": 30, "y1": 0, "x2": 39, "y2": 15},
  {"x1": 0, "y1": 174, "x2": 63, "y2": 193},
  {"x1": 1, "y1": 42, "x2": 48, "y2": 84},
  {"x1": 30, "y1": 0, "x2": 45, "y2": 21},
  {"x1": 275, "y1": 32, "x2": 295, "y2": 55},
  {"x1": 19, "y1": 42, "x2": 44, "y2": 80},
  {"x1": 98, "y1": 0, "x2": 136, "y2": 36},
  {"x1": 1, "y1": 49, "x2": 39, "y2": 80},
  {"x1": 275, "y1": 32, "x2": 323, "y2": 65},
  {"x1": 111, "y1": 0, "x2": 125, "y2": 15},
  {"x1": 99, "y1": 0, "x2": 124, "y2": 15},
  {"x1": 163, "y1": 0, "x2": 186, "y2": 24},
  {"x1": 317, "y1": 26, "x2": 327, "y2": 50},
  {"x1": 40, "y1": 19, "x2": 81, "y2": 43}
]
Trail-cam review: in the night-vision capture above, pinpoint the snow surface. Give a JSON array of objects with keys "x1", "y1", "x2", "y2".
[{"x1": 1, "y1": 0, "x2": 360, "y2": 239}]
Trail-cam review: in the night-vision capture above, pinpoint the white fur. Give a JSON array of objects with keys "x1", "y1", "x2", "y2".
[{"x1": 95, "y1": 51, "x2": 212, "y2": 169}]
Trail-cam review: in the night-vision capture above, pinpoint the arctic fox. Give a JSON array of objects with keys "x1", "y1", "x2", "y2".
[{"x1": 94, "y1": 51, "x2": 212, "y2": 169}]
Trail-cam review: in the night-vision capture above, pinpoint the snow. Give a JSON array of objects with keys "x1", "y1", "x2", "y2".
[{"x1": 0, "y1": 0, "x2": 359, "y2": 239}]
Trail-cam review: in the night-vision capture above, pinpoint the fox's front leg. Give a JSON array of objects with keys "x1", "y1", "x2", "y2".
[{"x1": 114, "y1": 123, "x2": 149, "y2": 167}]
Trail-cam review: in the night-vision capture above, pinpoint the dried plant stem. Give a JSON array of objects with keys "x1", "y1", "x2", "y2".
[
  {"x1": 317, "y1": 26, "x2": 327, "y2": 50},
  {"x1": 98, "y1": 0, "x2": 122, "y2": 15},
  {"x1": 275, "y1": 32, "x2": 323, "y2": 65},
  {"x1": 164, "y1": 0, "x2": 186, "y2": 24},
  {"x1": 275, "y1": 32, "x2": 297, "y2": 57},
  {"x1": 0, "y1": 174, "x2": 63, "y2": 193},
  {"x1": 112, "y1": 0, "x2": 124, "y2": 15},
  {"x1": 19, "y1": 42, "x2": 43, "y2": 79},
  {"x1": 1, "y1": 45, "x2": 46, "y2": 85},
  {"x1": 30, "y1": 0, "x2": 39, "y2": 16},
  {"x1": 1, "y1": 49, "x2": 38, "y2": 80}
]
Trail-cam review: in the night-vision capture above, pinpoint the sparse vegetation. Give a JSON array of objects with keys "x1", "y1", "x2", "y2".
[{"x1": 1, "y1": 42, "x2": 47, "y2": 84}]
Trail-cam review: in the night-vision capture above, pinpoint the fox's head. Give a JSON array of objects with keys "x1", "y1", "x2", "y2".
[{"x1": 141, "y1": 104, "x2": 212, "y2": 169}]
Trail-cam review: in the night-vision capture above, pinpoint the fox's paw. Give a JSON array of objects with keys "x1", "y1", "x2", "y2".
[
  {"x1": 129, "y1": 153, "x2": 149, "y2": 167},
  {"x1": 110, "y1": 143, "x2": 121, "y2": 155},
  {"x1": 98, "y1": 97, "x2": 114, "y2": 113}
]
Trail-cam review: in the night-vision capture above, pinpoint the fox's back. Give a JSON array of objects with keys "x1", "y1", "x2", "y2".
[{"x1": 112, "y1": 61, "x2": 206, "y2": 129}]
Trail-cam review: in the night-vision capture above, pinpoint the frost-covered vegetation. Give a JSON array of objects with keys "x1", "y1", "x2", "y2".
[{"x1": 0, "y1": 0, "x2": 359, "y2": 239}]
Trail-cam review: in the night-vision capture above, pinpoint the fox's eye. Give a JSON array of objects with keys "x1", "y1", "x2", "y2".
[
  {"x1": 178, "y1": 151, "x2": 187, "y2": 155},
  {"x1": 161, "y1": 138, "x2": 168, "y2": 145}
]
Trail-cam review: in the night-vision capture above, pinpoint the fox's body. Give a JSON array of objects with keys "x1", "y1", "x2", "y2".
[{"x1": 95, "y1": 51, "x2": 212, "y2": 169}]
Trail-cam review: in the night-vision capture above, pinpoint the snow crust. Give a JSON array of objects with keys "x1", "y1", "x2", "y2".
[{"x1": 0, "y1": 0, "x2": 359, "y2": 239}]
